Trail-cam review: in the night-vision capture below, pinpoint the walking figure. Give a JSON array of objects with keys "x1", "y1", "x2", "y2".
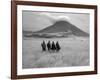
[
  {"x1": 41, "y1": 41, "x2": 46, "y2": 51},
  {"x1": 56, "y1": 41, "x2": 61, "y2": 51},
  {"x1": 47, "y1": 41, "x2": 51, "y2": 51},
  {"x1": 51, "y1": 41, "x2": 56, "y2": 51}
]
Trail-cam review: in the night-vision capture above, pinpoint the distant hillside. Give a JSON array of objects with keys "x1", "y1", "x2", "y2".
[
  {"x1": 23, "y1": 20, "x2": 89, "y2": 38},
  {"x1": 35, "y1": 20, "x2": 89, "y2": 36}
]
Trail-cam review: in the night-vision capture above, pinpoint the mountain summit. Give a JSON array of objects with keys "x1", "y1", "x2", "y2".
[{"x1": 35, "y1": 20, "x2": 89, "y2": 37}]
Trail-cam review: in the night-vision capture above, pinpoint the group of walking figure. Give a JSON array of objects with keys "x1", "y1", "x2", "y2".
[{"x1": 41, "y1": 41, "x2": 61, "y2": 52}]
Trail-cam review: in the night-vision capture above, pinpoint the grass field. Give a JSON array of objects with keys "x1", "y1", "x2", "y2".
[{"x1": 22, "y1": 37, "x2": 89, "y2": 69}]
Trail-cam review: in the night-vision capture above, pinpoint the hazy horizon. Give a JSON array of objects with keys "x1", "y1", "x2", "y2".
[{"x1": 22, "y1": 10, "x2": 90, "y2": 33}]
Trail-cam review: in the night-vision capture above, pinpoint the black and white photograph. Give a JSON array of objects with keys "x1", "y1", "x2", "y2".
[
  {"x1": 22, "y1": 11, "x2": 90, "y2": 69},
  {"x1": 11, "y1": 1, "x2": 97, "y2": 79}
]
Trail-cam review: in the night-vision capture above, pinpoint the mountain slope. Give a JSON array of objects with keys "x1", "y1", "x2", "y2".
[{"x1": 35, "y1": 20, "x2": 89, "y2": 36}]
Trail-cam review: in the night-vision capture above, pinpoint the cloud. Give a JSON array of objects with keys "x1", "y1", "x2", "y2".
[
  {"x1": 39, "y1": 12, "x2": 70, "y2": 23},
  {"x1": 56, "y1": 16, "x2": 70, "y2": 21}
]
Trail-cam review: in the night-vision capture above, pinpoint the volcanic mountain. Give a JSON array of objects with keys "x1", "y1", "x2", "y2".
[
  {"x1": 24, "y1": 20, "x2": 89, "y2": 38},
  {"x1": 34, "y1": 20, "x2": 89, "y2": 36}
]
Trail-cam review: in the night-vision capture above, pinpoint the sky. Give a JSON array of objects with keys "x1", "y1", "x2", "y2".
[{"x1": 22, "y1": 10, "x2": 90, "y2": 33}]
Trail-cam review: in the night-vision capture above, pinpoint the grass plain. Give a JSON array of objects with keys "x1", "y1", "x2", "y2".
[{"x1": 22, "y1": 37, "x2": 89, "y2": 69}]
